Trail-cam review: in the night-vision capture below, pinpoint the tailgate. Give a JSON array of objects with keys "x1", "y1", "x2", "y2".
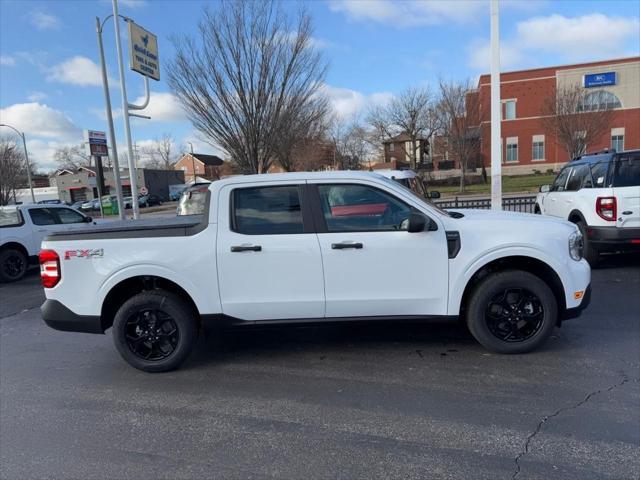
[{"x1": 612, "y1": 152, "x2": 640, "y2": 228}]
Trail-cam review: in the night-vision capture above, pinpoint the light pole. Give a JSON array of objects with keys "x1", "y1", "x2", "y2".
[
  {"x1": 186, "y1": 141, "x2": 196, "y2": 183},
  {"x1": 0, "y1": 123, "x2": 36, "y2": 203},
  {"x1": 490, "y1": 0, "x2": 502, "y2": 210}
]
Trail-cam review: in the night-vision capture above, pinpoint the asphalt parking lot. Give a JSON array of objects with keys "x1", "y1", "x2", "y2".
[{"x1": 1, "y1": 255, "x2": 639, "y2": 480}]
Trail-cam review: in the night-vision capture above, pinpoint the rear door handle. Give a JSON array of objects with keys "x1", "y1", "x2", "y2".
[
  {"x1": 230, "y1": 245, "x2": 262, "y2": 252},
  {"x1": 331, "y1": 242, "x2": 363, "y2": 250}
]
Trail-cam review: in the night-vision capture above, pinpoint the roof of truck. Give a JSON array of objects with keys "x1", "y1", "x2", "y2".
[{"x1": 210, "y1": 170, "x2": 389, "y2": 188}]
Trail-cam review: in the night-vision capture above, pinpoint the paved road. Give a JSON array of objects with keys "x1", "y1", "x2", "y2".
[{"x1": 1, "y1": 255, "x2": 639, "y2": 480}]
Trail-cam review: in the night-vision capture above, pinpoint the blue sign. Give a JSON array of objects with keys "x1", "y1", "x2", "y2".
[{"x1": 584, "y1": 72, "x2": 616, "y2": 88}]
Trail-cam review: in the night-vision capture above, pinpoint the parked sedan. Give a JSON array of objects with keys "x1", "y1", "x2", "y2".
[{"x1": 138, "y1": 194, "x2": 163, "y2": 208}]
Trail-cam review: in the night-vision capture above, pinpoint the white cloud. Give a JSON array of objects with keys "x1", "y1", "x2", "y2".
[
  {"x1": 30, "y1": 11, "x2": 61, "y2": 30},
  {"x1": 27, "y1": 91, "x2": 48, "y2": 102},
  {"x1": 329, "y1": 0, "x2": 486, "y2": 27},
  {"x1": 320, "y1": 84, "x2": 393, "y2": 119},
  {"x1": 0, "y1": 55, "x2": 16, "y2": 66},
  {"x1": 134, "y1": 92, "x2": 187, "y2": 122},
  {"x1": 101, "y1": 0, "x2": 148, "y2": 8},
  {"x1": 47, "y1": 56, "x2": 109, "y2": 87},
  {"x1": 0, "y1": 103, "x2": 81, "y2": 140},
  {"x1": 468, "y1": 13, "x2": 640, "y2": 70}
]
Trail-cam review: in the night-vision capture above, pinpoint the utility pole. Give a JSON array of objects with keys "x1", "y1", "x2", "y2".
[
  {"x1": 186, "y1": 142, "x2": 196, "y2": 183},
  {"x1": 0, "y1": 124, "x2": 36, "y2": 203},
  {"x1": 490, "y1": 0, "x2": 502, "y2": 210},
  {"x1": 112, "y1": 0, "x2": 140, "y2": 219}
]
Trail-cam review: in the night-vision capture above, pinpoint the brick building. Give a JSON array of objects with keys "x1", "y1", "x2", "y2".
[
  {"x1": 467, "y1": 57, "x2": 640, "y2": 174},
  {"x1": 174, "y1": 153, "x2": 227, "y2": 181}
]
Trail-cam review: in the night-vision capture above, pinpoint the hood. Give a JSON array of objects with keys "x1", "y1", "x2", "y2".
[{"x1": 446, "y1": 208, "x2": 574, "y2": 229}]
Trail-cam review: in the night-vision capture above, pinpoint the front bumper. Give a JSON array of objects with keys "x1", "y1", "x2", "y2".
[
  {"x1": 587, "y1": 226, "x2": 640, "y2": 250},
  {"x1": 562, "y1": 284, "x2": 591, "y2": 320},
  {"x1": 41, "y1": 299, "x2": 104, "y2": 334}
]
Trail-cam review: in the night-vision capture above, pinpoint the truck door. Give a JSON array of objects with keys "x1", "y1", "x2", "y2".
[
  {"x1": 544, "y1": 166, "x2": 571, "y2": 218},
  {"x1": 612, "y1": 152, "x2": 640, "y2": 229},
  {"x1": 216, "y1": 182, "x2": 325, "y2": 321},
  {"x1": 308, "y1": 181, "x2": 449, "y2": 317}
]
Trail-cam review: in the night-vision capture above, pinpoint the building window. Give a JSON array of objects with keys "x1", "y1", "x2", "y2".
[
  {"x1": 506, "y1": 137, "x2": 518, "y2": 162},
  {"x1": 579, "y1": 91, "x2": 622, "y2": 112},
  {"x1": 611, "y1": 128, "x2": 624, "y2": 152},
  {"x1": 532, "y1": 135, "x2": 545, "y2": 161},
  {"x1": 389, "y1": 143, "x2": 395, "y2": 152},
  {"x1": 503, "y1": 100, "x2": 516, "y2": 120}
]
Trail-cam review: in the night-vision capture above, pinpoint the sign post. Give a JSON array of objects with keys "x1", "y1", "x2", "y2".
[{"x1": 85, "y1": 130, "x2": 109, "y2": 218}]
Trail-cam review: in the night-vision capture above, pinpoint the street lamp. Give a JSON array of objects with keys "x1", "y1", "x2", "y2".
[
  {"x1": 186, "y1": 141, "x2": 196, "y2": 183},
  {"x1": 0, "y1": 123, "x2": 36, "y2": 203}
]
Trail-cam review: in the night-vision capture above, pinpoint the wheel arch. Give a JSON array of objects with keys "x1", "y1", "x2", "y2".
[
  {"x1": 100, "y1": 275, "x2": 200, "y2": 332},
  {"x1": 567, "y1": 209, "x2": 586, "y2": 224},
  {"x1": 458, "y1": 255, "x2": 567, "y2": 326},
  {"x1": 0, "y1": 241, "x2": 29, "y2": 258}
]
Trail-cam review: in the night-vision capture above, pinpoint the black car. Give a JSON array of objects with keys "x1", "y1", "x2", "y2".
[{"x1": 138, "y1": 194, "x2": 163, "y2": 207}]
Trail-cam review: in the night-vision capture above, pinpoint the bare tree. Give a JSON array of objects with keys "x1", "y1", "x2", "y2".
[
  {"x1": 0, "y1": 138, "x2": 27, "y2": 205},
  {"x1": 541, "y1": 85, "x2": 615, "y2": 160},
  {"x1": 167, "y1": 0, "x2": 328, "y2": 174},
  {"x1": 438, "y1": 79, "x2": 480, "y2": 193},
  {"x1": 53, "y1": 145, "x2": 90, "y2": 171},
  {"x1": 367, "y1": 87, "x2": 440, "y2": 169},
  {"x1": 141, "y1": 133, "x2": 177, "y2": 170},
  {"x1": 329, "y1": 117, "x2": 372, "y2": 170}
]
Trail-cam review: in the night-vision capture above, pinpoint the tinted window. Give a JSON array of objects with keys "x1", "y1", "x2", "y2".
[
  {"x1": 612, "y1": 153, "x2": 640, "y2": 187},
  {"x1": 551, "y1": 168, "x2": 571, "y2": 192},
  {"x1": 318, "y1": 184, "x2": 411, "y2": 232},
  {"x1": 590, "y1": 160, "x2": 611, "y2": 188},
  {"x1": 29, "y1": 208, "x2": 57, "y2": 226},
  {"x1": 56, "y1": 208, "x2": 86, "y2": 224},
  {"x1": 566, "y1": 165, "x2": 591, "y2": 191},
  {"x1": 232, "y1": 186, "x2": 303, "y2": 235}
]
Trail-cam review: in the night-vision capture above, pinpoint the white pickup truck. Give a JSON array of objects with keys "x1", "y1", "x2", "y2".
[
  {"x1": 40, "y1": 171, "x2": 591, "y2": 372},
  {"x1": 0, "y1": 204, "x2": 93, "y2": 282}
]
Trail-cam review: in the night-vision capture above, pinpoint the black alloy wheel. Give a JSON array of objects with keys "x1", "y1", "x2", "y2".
[
  {"x1": 0, "y1": 249, "x2": 27, "y2": 282},
  {"x1": 485, "y1": 288, "x2": 544, "y2": 342},
  {"x1": 125, "y1": 309, "x2": 180, "y2": 361}
]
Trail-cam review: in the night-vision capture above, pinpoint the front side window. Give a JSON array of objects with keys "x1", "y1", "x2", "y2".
[
  {"x1": 551, "y1": 168, "x2": 571, "y2": 192},
  {"x1": 0, "y1": 208, "x2": 23, "y2": 227},
  {"x1": 318, "y1": 184, "x2": 412, "y2": 232},
  {"x1": 28, "y1": 208, "x2": 57, "y2": 226},
  {"x1": 56, "y1": 208, "x2": 86, "y2": 224},
  {"x1": 590, "y1": 160, "x2": 611, "y2": 187},
  {"x1": 232, "y1": 185, "x2": 303, "y2": 235},
  {"x1": 566, "y1": 164, "x2": 590, "y2": 191}
]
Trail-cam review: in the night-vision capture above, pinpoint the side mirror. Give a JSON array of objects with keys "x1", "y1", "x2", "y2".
[
  {"x1": 428, "y1": 191, "x2": 441, "y2": 199},
  {"x1": 539, "y1": 184, "x2": 550, "y2": 193},
  {"x1": 407, "y1": 212, "x2": 431, "y2": 233},
  {"x1": 84, "y1": 216, "x2": 92, "y2": 223}
]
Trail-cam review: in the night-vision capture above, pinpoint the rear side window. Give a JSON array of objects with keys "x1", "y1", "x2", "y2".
[
  {"x1": 232, "y1": 185, "x2": 303, "y2": 235},
  {"x1": 29, "y1": 208, "x2": 57, "y2": 226},
  {"x1": 612, "y1": 153, "x2": 640, "y2": 187},
  {"x1": 0, "y1": 209, "x2": 23, "y2": 227},
  {"x1": 177, "y1": 187, "x2": 209, "y2": 216}
]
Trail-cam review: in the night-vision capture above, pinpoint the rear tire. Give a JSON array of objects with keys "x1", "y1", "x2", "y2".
[
  {"x1": 576, "y1": 221, "x2": 599, "y2": 267},
  {"x1": 112, "y1": 290, "x2": 199, "y2": 372},
  {"x1": 466, "y1": 271, "x2": 557, "y2": 354},
  {"x1": 0, "y1": 248, "x2": 28, "y2": 282}
]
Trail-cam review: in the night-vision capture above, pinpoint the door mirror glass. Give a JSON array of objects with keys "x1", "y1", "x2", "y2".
[
  {"x1": 84, "y1": 216, "x2": 93, "y2": 223},
  {"x1": 428, "y1": 191, "x2": 441, "y2": 199},
  {"x1": 539, "y1": 184, "x2": 550, "y2": 193}
]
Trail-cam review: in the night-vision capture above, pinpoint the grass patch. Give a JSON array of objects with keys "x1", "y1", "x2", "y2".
[{"x1": 433, "y1": 174, "x2": 556, "y2": 197}]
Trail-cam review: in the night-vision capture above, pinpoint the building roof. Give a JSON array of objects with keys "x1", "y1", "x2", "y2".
[
  {"x1": 382, "y1": 133, "x2": 428, "y2": 144},
  {"x1": 188, "y1": 153, "x2": 224, "y2": 166}
]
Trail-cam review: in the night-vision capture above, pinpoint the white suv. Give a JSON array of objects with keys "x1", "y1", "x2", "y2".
[{"x1": 536, "y1": 149, "x2": 640, "y2": 265}]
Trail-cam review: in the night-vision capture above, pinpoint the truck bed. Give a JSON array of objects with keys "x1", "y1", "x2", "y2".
[{"x1": 44, "y1": 215, "x2": 205, "y2": 241}]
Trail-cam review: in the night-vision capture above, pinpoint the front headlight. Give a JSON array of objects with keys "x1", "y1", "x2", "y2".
[{"x1": 569, "y1": 230, "x2": 583, "y2": 261}]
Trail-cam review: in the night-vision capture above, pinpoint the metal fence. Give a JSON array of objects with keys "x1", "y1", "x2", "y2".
[{"x1": 435, "y1": 194, "x2": 538, "y2": 213}]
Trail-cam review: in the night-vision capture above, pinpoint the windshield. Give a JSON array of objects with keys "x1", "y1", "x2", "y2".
[
  {"x1": 177, "y1": 187, "x2": 209, "y2": 215},
  {"x1": 612, "y1": 152, "x2": 640, "y2": 187},
  {"x1": 376, "y1": 175, "x2": 450, "y2": 217},
  {"x1": 0, "y1": 208, "x2": 22, "y2": 227}
]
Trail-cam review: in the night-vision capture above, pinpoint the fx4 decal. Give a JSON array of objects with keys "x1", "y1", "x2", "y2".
[{"x1": 64, "y1": 249, "x2": 104, "y2": 260}]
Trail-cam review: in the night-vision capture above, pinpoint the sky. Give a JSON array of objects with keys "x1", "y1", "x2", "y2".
[{"x1": 0, "y1": 0, "x2": 639, "y2": 172}]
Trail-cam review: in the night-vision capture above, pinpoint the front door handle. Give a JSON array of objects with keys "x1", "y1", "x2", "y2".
[
  {"x1": 331, "y1": 242, "x2": 363, "y2": 250},
  {"x1": 230, "y1": 245, "x2": 262, "y2": 252}
]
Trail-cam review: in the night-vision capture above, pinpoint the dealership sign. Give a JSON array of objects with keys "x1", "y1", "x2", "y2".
[
  {"x1": 84, "y1": 130, "x2": 108, "y2": 156},
  {"x1": 584, "y1": 72, "x2": 616, "y2": 88},
  {"x1": 128, "y1": 21, "x2": 160, "y2": 81}
]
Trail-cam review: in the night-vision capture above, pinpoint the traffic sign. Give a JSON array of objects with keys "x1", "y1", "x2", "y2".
[
  {"x1": 128, "y1": 21, "x2": 160, "y2": 81},
  {"x1": 140, "y1": 186, "x2": 148, "y2": 195}
]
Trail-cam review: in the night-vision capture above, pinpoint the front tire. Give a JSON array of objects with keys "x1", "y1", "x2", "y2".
[
  {"x1": 112, "y1": 290, "x2": 199, "y2": 372},
  {"x1": 0, "y1": 248, "x2": 28, "y2": 282},
  {"x1": 466, "y1": 271, "x2": 557, "y2": 354}
]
